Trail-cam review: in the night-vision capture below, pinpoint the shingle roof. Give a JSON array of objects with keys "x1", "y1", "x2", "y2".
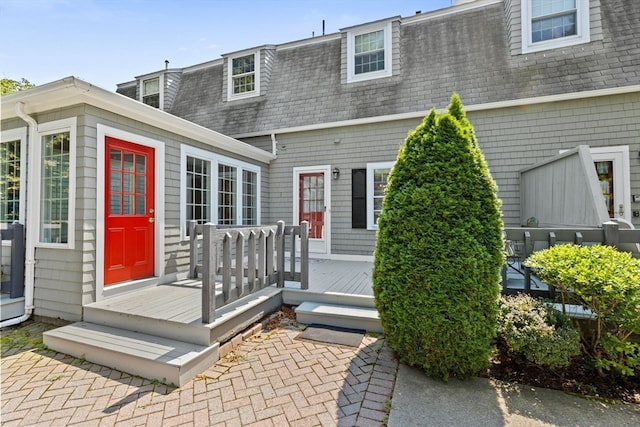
[{"x1": 120, "y1": 0, "x2": 640, "y2": 136}]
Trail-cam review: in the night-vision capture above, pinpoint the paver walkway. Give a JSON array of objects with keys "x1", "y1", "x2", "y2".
[{"x1": 1, "y1": 317, "x2": 398, "y2": 426}]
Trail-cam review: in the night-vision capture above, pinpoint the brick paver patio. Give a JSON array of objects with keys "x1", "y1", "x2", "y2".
[{"x1": 1, "y1": 312, "x2": 398, "y2": 426}]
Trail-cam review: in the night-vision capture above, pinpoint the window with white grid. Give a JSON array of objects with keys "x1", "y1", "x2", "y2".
[
  {"x1": 186, "y1": 156, "x2": 210, "y2": 225},
  {"x1": 521, "y1": 0, "x2": 590, "y2": 53}
]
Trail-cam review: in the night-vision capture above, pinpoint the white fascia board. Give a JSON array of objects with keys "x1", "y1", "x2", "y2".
[
  {"x1": 1, "y1": 77, "x2": 275, "y2": 164},
  {"x1": 231, "y1": 85, "x2": 640, "y2": 139}
]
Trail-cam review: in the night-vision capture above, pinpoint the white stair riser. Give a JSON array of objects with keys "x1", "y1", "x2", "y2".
[
  {"x1": 296, "y1": 311, "x2": 383, "y2": 333},
  {"x1": 283, "y1": 289, "x2": 375, "y2": 308}
]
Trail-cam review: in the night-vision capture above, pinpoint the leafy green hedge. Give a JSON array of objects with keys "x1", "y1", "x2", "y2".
[
  {"x1": 525, "y1": 244, "x2": 640, "y2": 376},
  {"x1": 497, "y1": 294, "x2": 581, "y2": 369},
  {"x1": 373, "y1": 94, "x2": 504, "y2": 380}
]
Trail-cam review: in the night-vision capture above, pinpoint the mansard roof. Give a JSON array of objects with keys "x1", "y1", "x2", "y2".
[{"x1": 117, "y1": 0, "x2": 640, "y2": 136}]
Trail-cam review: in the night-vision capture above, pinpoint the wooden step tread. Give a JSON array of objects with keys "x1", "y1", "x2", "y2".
[{"x1": 44, "y1": 322, "x2": 213, "y2": 366}]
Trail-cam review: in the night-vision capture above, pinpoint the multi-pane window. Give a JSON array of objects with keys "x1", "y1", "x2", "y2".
[
  {"x1": 182, "y1": 147, "x2": 261, "y2": 236},
  {"x1": 366, "y1": 162, "x2": 394, "y2": 229},
  {"x1": 231, "y1": 54, "x2": 255, "y2": 95},
  {"x1": 41, "y1": 131, "x2": 70, "y2": 244},
  {"x1": 142, "y1": 77, "x2": 160, "y2": 108},
  {"x1": 218, "y1": 164, "x2": 237, "y2": 225},
  {"x1": 347, "y1": 22, "x2": 392, "y2": 83},
  {"x1": 531, "y1": 0, "x2": 577, "y2": 43},
  {"x1": 0, "y1": 140, "x2": 20, "y2": 225},
  {"x1": 242, "y1": 170, "x2": 258, "y2": 225},
  {"x1": 109, "y1": 149, "x2": 146, "y2": 215},
  {"x1": 354, "y1": 30, "x2": 385, "y2": 75},
  {"x1": 186, "y1": 156, "x2": 210, "y2": 224},
  {"x1": 521, "y1": 0, "x2": 589, "y2": 53},
  {"x1": 372, "y1": 167, "x2": 390, "y2": 226}
]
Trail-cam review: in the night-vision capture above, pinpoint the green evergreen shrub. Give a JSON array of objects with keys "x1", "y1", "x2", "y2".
[
  {"x1": 372, "y1": 94, "x2": 504, "y2": 380},
  {"x1": 525, "y1": 244, "x2": 640, "y2": 376},
  {"x1": 497, "y1": 294, "x2": 581, "y2": 369}
]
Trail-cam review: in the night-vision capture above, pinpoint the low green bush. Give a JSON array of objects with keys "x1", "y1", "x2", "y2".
[
  {"x1": 525, "y1": 244, "x2": 640, "y2": 376},
  {"x1": 497, "y1": 294, "x2": 581, "y2": 369}
]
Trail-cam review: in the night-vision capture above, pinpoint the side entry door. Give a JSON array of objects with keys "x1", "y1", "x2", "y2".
[{"x1": 105, "y1": 137, "x2": 155, "y2": 285}]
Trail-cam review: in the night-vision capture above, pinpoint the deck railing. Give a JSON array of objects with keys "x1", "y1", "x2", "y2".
[
  {"x1": 188, "y1": 220, "x2": 309, "y2": 323},
  {"x1": 1, "y1": 223, "x2": 25, "y2": 298},
  {"x1": 503, "y1": 221, "x2": 640, "y2": 295}
]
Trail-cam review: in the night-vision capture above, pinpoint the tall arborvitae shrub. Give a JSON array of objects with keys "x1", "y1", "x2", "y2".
[{"x1": 373, "y1": 94, "x2": 504, "y2": 380}]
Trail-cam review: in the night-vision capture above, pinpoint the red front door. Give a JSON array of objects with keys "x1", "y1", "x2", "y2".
[
  {"x1": 299, "y1": 172, "x2": 324, "y2": 239},
  {"x1": 105, "y1": 137, "x2": 155, "y2": 285}
]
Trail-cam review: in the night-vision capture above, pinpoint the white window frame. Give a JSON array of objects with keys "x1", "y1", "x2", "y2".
[
  {"x1": 36, "y1": 118, "x2": 77, "y2": 249},
  {"x1": 0, "y1": 127, "x2": 27, "y2": 228},
  {"x1": 180, "y1": 145, "x2": 261, "y2": 239},
  {"x1": 366, "y1": 161, "x2": 394, "y2": 230},
  {"x1": 521, "y1": 0, "x2": 590, "y2": 54},
  {"x1": 139, "y1": 75, "x2": 163, "y2": 109},
  {"x1": 227, "y1": 50, "x2": 260, "y2": 101},
  {"x1": 347, "y1": 22, "x2": 393, "y2": 83}
]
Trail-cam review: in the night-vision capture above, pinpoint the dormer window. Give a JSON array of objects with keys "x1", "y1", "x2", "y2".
[
  {"x1": 347, "y1": 22, "x2": 392, "y2": 83},
  {"x1": 227, "y1": 51, "x2": 260, "y2": 100},
  {"x1": 521, "y1": 0, "x2": 590, "y2": 53},
  {"x1": 142, "y1": 77, "x2": 160, "y2": 108}
]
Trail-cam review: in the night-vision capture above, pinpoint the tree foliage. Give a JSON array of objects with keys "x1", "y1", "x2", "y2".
[
  {"x1": 373, "y1": 94, "x2": 504, "y2": 380},
  {"x1": 1, "y1": 78, "x2": 35, "y2": 95}
]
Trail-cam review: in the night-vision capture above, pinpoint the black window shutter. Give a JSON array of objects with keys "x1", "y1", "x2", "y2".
[{"x1": 352, "y1": 169, "x2": 367, "y2": 229}]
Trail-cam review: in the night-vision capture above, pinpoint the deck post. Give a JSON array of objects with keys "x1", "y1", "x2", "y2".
[
  {"x1": 276, "y1": 221, "x2": 285, "y2": 287},
  {"x1": 300, "y1": 221, "x2": 309, "y2": 290},
  {"x1": 602, "y1": 221, "x2": 619, "y2": 248},
  {"x1": 523, "y1": 231, "x2": 532, "y2": 293},
  {"x1": 202, "y1": 223, "x2": 217, "y2": 323},
  {"x1": 188, "y1": 220, "x2": 198, "y2": 279}
]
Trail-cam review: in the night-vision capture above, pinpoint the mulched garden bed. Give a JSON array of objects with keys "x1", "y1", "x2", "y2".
[{"x1": 483, "y1": 339, "x2": 640, "y2": 404}]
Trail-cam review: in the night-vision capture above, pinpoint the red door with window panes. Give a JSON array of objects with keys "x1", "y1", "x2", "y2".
[
  {"x1": 105, "y1": 137, "x2": 155, "y2": 285},
  {"x1": 299, "y1": 172, "x2": 325, "y2": 239}
]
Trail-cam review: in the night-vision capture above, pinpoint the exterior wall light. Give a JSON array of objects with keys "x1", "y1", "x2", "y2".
[{"x1": 332, "y1": 167, "x2": 340, "y2": 180}]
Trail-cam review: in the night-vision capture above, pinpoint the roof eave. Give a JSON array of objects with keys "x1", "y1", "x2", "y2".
[{"x1": 1, "y1": 76, "x2": 275, "y2": 164}]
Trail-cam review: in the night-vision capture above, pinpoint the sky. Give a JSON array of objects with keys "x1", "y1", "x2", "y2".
[{"x1": 1, "y1": 0, "x2": 454, "y2": 91}]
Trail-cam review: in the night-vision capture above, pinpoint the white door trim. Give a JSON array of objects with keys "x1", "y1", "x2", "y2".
[
  {"x1": 96, "y1": 124, "x2": 165, "y2": 301},
  {"x1": 591, "y1": 145, "x2": 631, "y2": 222},
  {"x1": 293, "y1": 165, "x2": 331, "y2": 256}
]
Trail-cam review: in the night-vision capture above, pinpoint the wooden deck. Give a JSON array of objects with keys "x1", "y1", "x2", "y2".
[
  {"x1": 86, "y1": 259, "x2": 374, "y2": 326},
  {"x1": 292, "y1": 258, "x2": 373, "y2": 296}
]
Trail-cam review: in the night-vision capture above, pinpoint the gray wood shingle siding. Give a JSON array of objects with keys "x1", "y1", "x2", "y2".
[
  {"x1": 115, "y1": 0, "x2": 640, "y2": 256},
  {"x1": 118, "y1": 1, "x2": 638, "y2": 137}
]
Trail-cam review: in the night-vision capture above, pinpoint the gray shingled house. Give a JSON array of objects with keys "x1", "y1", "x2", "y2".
[
  {"x1": 1, "y1": 78, "x2": 274, "y2": 326},
  {"x1": 1, "y1": 0, "x2": 639, "y2": 385},
  {"x1": 115, "y1": 0, "x2": 640, "y2": 260}
]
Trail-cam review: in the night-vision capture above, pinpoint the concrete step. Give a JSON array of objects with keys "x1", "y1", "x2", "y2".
[
  {"x1": 295, "y1": 301, "x2": 382, "y2": 333},
  {"x1": 43, "y1": 322, "x2": 219, "y2": 387}
]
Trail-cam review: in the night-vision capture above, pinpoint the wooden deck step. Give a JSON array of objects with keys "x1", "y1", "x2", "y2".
[
  {"x1": 295, "y1": 301, "x2": 382, "y2": 333},
  {"x1": 43, "y1": 322, "x2": 219, "y2": 387}
]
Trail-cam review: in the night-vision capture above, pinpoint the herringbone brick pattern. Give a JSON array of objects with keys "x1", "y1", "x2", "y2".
[{"x1": 1, "y1": 318, "x2": 398, "y2": 426}]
